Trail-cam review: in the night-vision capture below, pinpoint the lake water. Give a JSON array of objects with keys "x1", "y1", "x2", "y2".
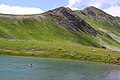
[{"x1": 0, "y1": 56, "x2": 120, "y2": 80}]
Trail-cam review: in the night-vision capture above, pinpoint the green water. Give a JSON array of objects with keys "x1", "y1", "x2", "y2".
[{"x1": 0, "y1": 56, "x2": 120, "y2": 80}]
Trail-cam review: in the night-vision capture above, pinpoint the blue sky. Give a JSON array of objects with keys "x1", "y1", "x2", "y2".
[
  {"x1": 0, "y1": 0, "x2": 68, "y2": 11},
  {"x1": 0, "y1": 0, "x2": 120, "y2": 16}
]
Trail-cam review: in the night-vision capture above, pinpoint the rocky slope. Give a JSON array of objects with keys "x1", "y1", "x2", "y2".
[
  {"x1": 44, "y1": 7, "x2": 97, "y2": 36},
  {"x1": 0, "y1": 6, "x2": 120, "y2": 51},
  {"x1": 74, "y1": 6, "x2": 120, "y2": 51},
  {"x1": 75, "y1": 6, "x2": 120, "y2": 26}
]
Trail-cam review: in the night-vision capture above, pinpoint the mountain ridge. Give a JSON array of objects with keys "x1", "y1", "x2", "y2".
[
  {"x1": 0, "y1": 6, "x2": 120, "y2": 27},
  {"x1": 75, "y1": 6, "x2": 120, "y2": 26},
  {"x1": 0, "y1": 6, "x2": 119, "y2": 51},
  {"x1": 44, "y1": 7, "x2": 98, "y2": 36},
  {"x1": 0, "y1": 6, "x2": 120, "y2": 64}
]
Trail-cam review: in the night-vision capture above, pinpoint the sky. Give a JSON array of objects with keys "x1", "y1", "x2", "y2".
[{"x1": 0, "y1": 0, "x2": 120, "y2": 17}]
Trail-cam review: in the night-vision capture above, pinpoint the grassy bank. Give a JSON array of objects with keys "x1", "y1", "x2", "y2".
[
  {"x1": 0, "y1": 49, "x2": 119, "y2": 65},
  {"x1": 0, "y1": 15, "x2": 120, "y2": 65},
  {"x1": 0, "y1": 39, "x2": 120, "y2": 65}
]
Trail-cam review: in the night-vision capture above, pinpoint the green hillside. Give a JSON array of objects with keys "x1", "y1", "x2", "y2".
[
  {"x1": 0, "y1": 12, "x2": 99, "y2": 47},
  {"x1": 75, "y1": 6, "x2": 120, "y2": 51},
  {"x1": 0, "y1": 6, "x2": 120, "y2": 64}
]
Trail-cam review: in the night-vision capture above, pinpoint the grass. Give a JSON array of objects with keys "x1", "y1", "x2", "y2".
[
  {"x1": 88, "y1": 6, "x2": 105, "y2": 14},
  {"x1": 76, "y1": 11, "x2": 120, "y2": 49},
  {"x1": 0, "y1": 13, "x2": 120, "y2": 65},
  {"x1": 0, "y1": 17, "x2": 100, "y2": 47},
  {"x1": 100, "y1": 35, "x2": 120, "y2": 48},
  {"x1": 0, "y1": 38, "x2": 120, "y2": 64}
]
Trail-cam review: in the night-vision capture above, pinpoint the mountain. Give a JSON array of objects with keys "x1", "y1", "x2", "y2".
[
  {"x1": 45, "y1": 7, "x2": 97, "y2": 36},
  {"x1": 74, "y1": 6, "x2": 120, "y2": 51},
  {"x1": 0, "y1": 7, "x2": 100, "y2": 47},
  {"x1": 0, "y1": 6, "x2": 120, "y2": 63},
  {"x1": 75, "y1": 6, "x2": 120, "y2": 26}
]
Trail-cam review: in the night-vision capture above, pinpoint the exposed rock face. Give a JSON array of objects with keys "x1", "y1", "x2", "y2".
[
  {"x1": 0, "y1": 13, "x2": 46, "y2": 20},
  {"x1": 45, "y1": 7, "x2": 98, "y2": 36},
  {"x1": 76, "y1": 6, "x2": 120, "y2": 26},
  {"x1": 99, "y1": 28, "x2": 120, "y2": 43}
]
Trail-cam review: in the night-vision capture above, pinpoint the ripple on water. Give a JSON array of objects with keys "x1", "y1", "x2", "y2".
[{"x1": 0, "y1": 56, "x2": 120, "y2": 80}]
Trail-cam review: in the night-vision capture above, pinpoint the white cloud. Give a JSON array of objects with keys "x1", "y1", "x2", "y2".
[
  {"x1": 89, "y1": 0, "x2": 120, "y2": 8},
  {"x1": 0, "y1": 4, "x2": 43, "y2": 15},
  {"x1": 86, "y1": 0, "x2": 120, "y2": 17},
  {"x1": 104, "y1": 6, "x2": 120, "y2": 17},
  {"x1": 70, "y1": 7, "x2": 79, "y2": 10},
  {"x1": 89, "y1": 2, "x2": 102, "y2": 8},
  {"x1": 67, "y1": 0, "x2": 82, "y2": 10}
]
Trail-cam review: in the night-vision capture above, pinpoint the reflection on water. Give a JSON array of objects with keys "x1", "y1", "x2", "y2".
[{"x1": 0, "y1": 56, "x2": 120, "y2": 80}]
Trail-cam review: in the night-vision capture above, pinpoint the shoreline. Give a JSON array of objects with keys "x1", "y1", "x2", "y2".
[{"x1": 0, "y1": 50, "x2": 120, "y2": 65}]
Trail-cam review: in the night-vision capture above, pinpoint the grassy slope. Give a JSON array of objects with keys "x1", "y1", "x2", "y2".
[
  {"x1": 0, "y1": 15, "x2": 120, "y2": 64},
  {"x1": 87, "y1": 19, "x2": 120, "y2": 48},
  {"x1": 76, "y1": 6, "x2": 120, "y2": 34},
  {"x1": 0, "y1": 39, "x2": 120, "y2": 64},
  {"x1": 76, "y1": 8, "x2": 120, "y2": 48},
  {"x1": 0, "y1": 17, "x2": 99, "y2": 47}
]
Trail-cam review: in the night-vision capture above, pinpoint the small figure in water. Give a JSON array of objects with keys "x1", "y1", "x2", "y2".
[{"x1": 30, "y1": 64, "x2": 32, "y2": 67}]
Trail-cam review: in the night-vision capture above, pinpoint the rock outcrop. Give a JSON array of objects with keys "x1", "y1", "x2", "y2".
[
  {"x1": 44, "y1": 7, "x2": 98, "y2": 36},
  {"x1": 75, "y1": 6, "x2": 120, "y2": 26}
]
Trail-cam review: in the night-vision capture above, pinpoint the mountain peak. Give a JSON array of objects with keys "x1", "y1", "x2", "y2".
[
  {"x1": 47, "y1": 6, "x2": 73, "y2": 14},
  {"x1": 88, "y1": 6, "x2": 99, "y2": 9},
  {"x1": 83, "y1": 6, "x2": 105, "y2": 15},
  {"x1": 44, "y1": 6, "x2": 97, "y2": 36},
  {"x1": 52, "y1": 6, "x2": 66, "y2": 11},
  {"x1": 85, "y1": 6, "x2": 98, "y2": 9},
  {"x1": 77, "y1": 6, "x2": 120, "y2": 26}
]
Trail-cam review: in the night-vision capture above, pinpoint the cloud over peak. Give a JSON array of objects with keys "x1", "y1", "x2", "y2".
[
  {"x1": 67, "y1": 0, "x2": 82, "y2": 10},
  {"x1": 66, "y1": 0, "x2": 120, "y2": 17},
  {"x1": 104, "y1": 6, "x2": 120, "y2": 17},
  {"x1": 0, "y1": 4, "x2": 43, "y2": 15}
]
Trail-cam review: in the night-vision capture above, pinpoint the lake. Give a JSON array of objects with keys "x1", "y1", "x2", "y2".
[{"x1": 0, "y1": 56, "x2": 120, "y2": 80}]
